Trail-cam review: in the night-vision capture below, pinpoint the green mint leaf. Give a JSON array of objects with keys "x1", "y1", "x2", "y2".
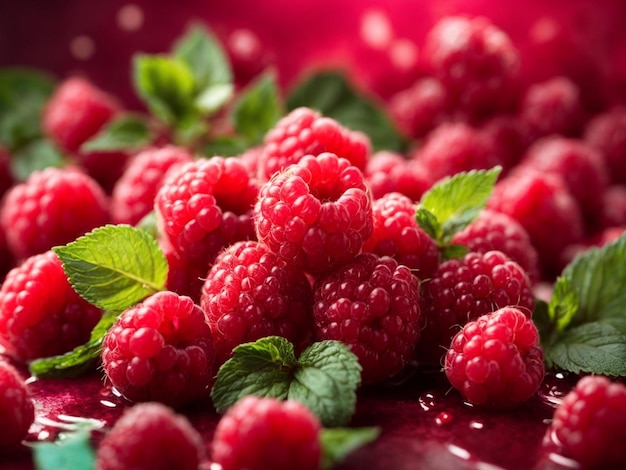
[
  {"x1": 289, "y1": 340, "x2": 361, "y2": 427},
  {"x1": 418, "y1": 166, "x2": 501, "y2": 244},
  {"x1": 0, "y1": 67, "x2": 56, "y2": 150},
  {"x1": 195, "y1": 83, "x2": 234, "y2": 114},
  {"x1": 532, "y1": 299, "x2": 553, "y2": 343},
  {"x1": 441, "y1": 243, "x2": 469, "y2": 261},
  {"x1": 11, "y1": 138, "x2": 65, "y2": 181},
  {"x1": 415, "y1": 207, "x2": 440, "y2": 241},
  {"x1": 33, "y1": 430, "x2": 95, "y2": 470},
  {"x1": 52, "y1": 224, "x2": 168, "y2": 312},
  {"x1": 558, "y1": 233, "x2": 626, "y2": 325},
  {"x1": 211, "y1": 337, "x2": 363, "y2": 427},
  {"x1": 286, "y1": 70, "x2": 408, "y2": 152},
  {"x1": 547, "y1": 276, "x2": 580, "y2": 332},
  {"x1": 211, "y1": 336, "x2": 297, "y2": 413},
  {"x1": 320, "y1": 427, "x2": 380, "y2": 470},
  {"x1": 172, "y1": 23, "x2": 233, "y2": 92},
  {"x1": 29, "y1": 313, "x2": 117, "y2": 378},
  {"x1": 543, "y1": 320, "x2": 626, "y2": 376},
  {"x1": 80, "y1": 114, "x2": 151, "y2": 153},
  {"x1": 202, "y1": 135, "x2": 249, "y2": 157},
  {"x1": 132, "y1": 54, "x2": 197, "y2": 128},
  {"x1": 232, "y1": 71, "x2": 282, "y2": 145}
]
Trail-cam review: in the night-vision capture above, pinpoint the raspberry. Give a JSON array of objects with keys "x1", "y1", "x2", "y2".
[
  {"x1": 0, "y1": 250, "x2": 103, "y2": 362},
  {"x1": 43, "y1": 76, "x2": 120, "y2": 154},
  {"x1": 201, "y1": 240, "x2": 313, "y2": 365},
  {"x1": 417, "y1": 250, "x2": 535, "y2": 367},
  {"x1": 258, "y1": 107, "x2": 371, "y2": 180},
  {"x1": 479, "y1": 114, "x2": 532, "y2": 173},
  {"x1": 517, "y1": 76, "x2": 585, "y2": 138},
  {"x1": 212, "y1": 396, "x2": 321, "y2": 470},
  {"x1": 0, "y1": 360, "x2": 35, "y2": 446},
  {"x1": 487, "y1": 169, "x2": 585, "y2": 279},
  {"x1": 421, "y1": 16, "x2": 520, "y2": 119},
  {"x1": 0, "y1": 167, "x2": 110, "y2": 260},
  {"x1": 412, "y1": 122, "x2": 502, "y2": 187},
  {"x1": 254, "y1": 152, "x2": 373, "y2": 274},
  {"x1": 546, "y1": 375, "x2": 626, "y2": 468},
  {"x1": 584, "y1": 106, "x2": 626, "y2": 184},
  {"x1": 388, "y1": 77, "x2": 448, "y2": 139},
  {"x1": 101, "y1": 291, "x2": 216, "y2": 408},
  {"x1": 111, "y1": 145, "x2": 194, "y2": 226},
  {"x1": 364, "y1": 152, "x2": 430, "y2": 202},
  {"x1": 96, "y1": 402, "x2": 205, "y2": 470},
  {"x1": 154, "y1": 156, "x2": 259, "y2": 270},
  {"x1": 160, "y1": 240, "x2": 208, "y2": 303},
  {"x1": 312, "y1": 253, "x2": 420, "y2": 384},
  {"x1": 598, "y1": 185, "x2": 626, "y2": 229},
  {"x1": 514, "y1": 136, "x2": 609, "y2": 224},
  {"x1": 444, "y1": 307, "x2": 544, "y2": 407},
  {"x1": 363, "y1": 192, "x2": 440, "y2": 280},
  {"x1": 42, "y1": 76, "x2": 129, "y2": 193},
  {"x1": 451, "y1": 209, "x2": 541, "y2": 284}
]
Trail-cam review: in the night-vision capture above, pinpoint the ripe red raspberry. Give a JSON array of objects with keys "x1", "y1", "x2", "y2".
[
  {"x1": 363, "y1": 192, "x2": 440, "y2": 280},
  {"x1": 258, "y1": 107, "x2": 371, "y2": 180},
  {"x1": 598, "y1": 185, "x2": 626, "y2": 229},
  {"x1": 212, "y1": 396, "x2": 321, "y2": 470},
  {"x1": 0, "y1": 360, "x2": 35, "y2": 446},
  {"x1": 479, "y1": 114, "x2": 533, "y2": 173},
  {"x1": 101, "y1": 291, "x2": 216, "y2": 409},
  {"x1": 201, "y1": 241, "x2": 313, "y2": 365},
  {"x1": 111, "y1": 145, "x2": 194, "y2": 226},
  {"x1": 0, "y1": 167, "x2": 110, "y2": 260},
  {"x1": 517, "y1": 76, "x2": 585, "y2": 138},
  {"x1": 444, "y1": 307, "x2": 544, "y2": 407},
  {"x1": 417, "y1": 250, "x2": 535, "y2": 367},
  {"x1": 80, "y1": 150, "x2": 132, "y2": 195},
  {"x1": 0, "y1": 250, "x2": 103, "y2": 362},
  {"x1": 514, "y1": 136, "x2": 609, "y2": 224},
  {"x1": 584, "y1": 106, "x2": 626, "y2": 184},
  {"x1": 160, "y1": 240, "x2": 208, "y2": 303},
  {"x1": 546, "y1": 375, "x2": 626, "y2": 468},
  {"x1": 43, "y1": 76, "x2": 120, "y2": 154},
  {"x1": 154, "y1": 156, "x2": 259, "y2": 270},
  {"x1": 451, "y1": 209, "x2": 541, "y2": 284},
  {"x1": 487, "y1": 169, "x2": 585, "y2": 279},
  {"x1": 254, "y1": 152, "x2": 373, "y2": 274},
  {"x1": 388, "y1": 77, "x2": 448, "y2": 139},
  {"x1": 364, "y1": 152, "x2": 430, "y2": 202},
  {"x1": 421, "y1": 16, "x2": 520, "y2": 119},
  {"x1": 96, "y1": 402, "x2": 205, "y2": 470},
  {"x1": 312, "y1": 253, "x2": 420, "y2": 384},
  {"x1": 412, "y1": 122, "x2": 502, "y2": 187}
]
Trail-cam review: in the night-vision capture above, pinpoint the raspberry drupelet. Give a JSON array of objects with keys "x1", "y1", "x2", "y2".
[
  {"x1": 364, "y1": 152, "x2": 430, "y2": 202},
  {"x1": 211, "y1": 396, "x2": 322, "y2": 470},
  {"x1": 0, "y1": 166, "x2": 110, "y2": 261},
  {"x1": 417, "y1": 250, "x2": 535, "y2": 367},
  {"x1": 546, "y1": 375, "x2": 626, "y2": 469},
  {"x1": 0, "y1": 360, "x2": 35, "y2": 447},
  {"x1": 201, "y1": 240, "x2": 314, "y2": 365},
  {"x1": 0, "y1": 250, "x2": 103, "y2": 362},
  {"x1": 101, "y1": 291, "x2": 216, "y2": 409},
  {"x1": 96, "y1": 402, "x2": 205, "y2": 470},
  {"x1": 313, "y1": 253, "x2": 421, "y2": 384},
  {"x1": 254, "y1": 152, "x2": 373, "y2": 274},
  {"x1": 584, "y1": 105, "x2": 626, "y2": 184},
  {"x1": 444, "y1": 307, "x2": 544, "y2": 407},
  {"x1": 258, "y1": 106, "x2": 371, "y2": 181},
  {"x1": 363, "y1": 192, "x2": 440, "y2": 280}
]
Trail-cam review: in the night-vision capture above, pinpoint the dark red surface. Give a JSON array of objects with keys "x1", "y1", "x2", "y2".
[{"x1": 1, "y1": 364, "x2": 579, "y2": 470}]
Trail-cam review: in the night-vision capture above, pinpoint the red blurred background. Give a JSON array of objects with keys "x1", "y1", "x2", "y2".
[{"x1": 2, "y1": 0, "x2": 626, "y2": 109}]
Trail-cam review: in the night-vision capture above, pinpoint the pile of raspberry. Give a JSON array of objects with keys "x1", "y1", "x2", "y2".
[{"x1": 0, "y1": 11, "x2": 625, "y2": 470}]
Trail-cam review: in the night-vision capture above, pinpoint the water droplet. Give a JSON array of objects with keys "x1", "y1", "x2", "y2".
[
  {"x1": 117, "y1": 4, "x2": 144, "y2": 32},
  {"x1": 436, "y1": 411, "x2": 453, "y2": 425},
  {"x1": 447, "y1": 444, "x2": 471, "y2": 460},
  {"x1": 100, "y1": 400, "x2": 117, "y2": 408},
  {"x1": 469, "y1": 420, "x2": 484, "y2": 430},
  {"x1": 418, "y1": 392, "x2": 436, "y2": 411}
]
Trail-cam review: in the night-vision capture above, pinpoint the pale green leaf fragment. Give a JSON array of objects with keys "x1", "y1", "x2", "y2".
[
  {"x1": 548, "y1": 276, "x2": 580, "y2": 332},
  {"x1": 53, "y1": 224, "x2": 168, "y2": 312},
  {"x1": 195, "y1": 83, "x2": 234, "y2": 114},
  {"x1": 80, "y1": 115, "x2": 151, "y2": 153},
  {"x1": 320, "y1": 427, "x2": 381, "y2": 470}
]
